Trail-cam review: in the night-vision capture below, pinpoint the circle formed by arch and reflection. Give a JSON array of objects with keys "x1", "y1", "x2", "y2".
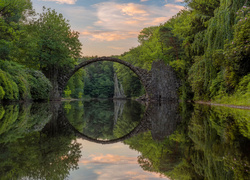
[{"x1": 61, "y1": 100, "x2": 150, "y2": 144}]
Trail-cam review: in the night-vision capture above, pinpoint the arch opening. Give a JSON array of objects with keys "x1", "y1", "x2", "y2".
[{"x1": 61, "y1": 57, "x2": 149, "y2": 99}]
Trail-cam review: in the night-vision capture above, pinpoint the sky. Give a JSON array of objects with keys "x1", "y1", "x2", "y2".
[
  {"x1": 31, "y1": 0, "x2": 185, "y2": 57},
  {"x1": 68, "y1": 139, "x2": 170, "y2": 180}
]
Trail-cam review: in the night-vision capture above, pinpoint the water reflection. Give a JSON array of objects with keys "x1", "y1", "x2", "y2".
[
  {"x1": 63, "y1": 99, "x2": 145, "y2": 140},
  {"x1": 124, "y1": 104, "x2": 250, "y2": 180},
  {"x1": 0, "y1": 101, "x2": 249, "y2": 180},
  {"x1": 0, "y1": 102, "x2": 81, "y2": 180}
]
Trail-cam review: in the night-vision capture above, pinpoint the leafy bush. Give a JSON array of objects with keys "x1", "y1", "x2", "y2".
[
  {"x1": 0, "y1": 86, "x2": 5, "y2": 100},
  {"x1": 26, "y1": 69, "x2": 52, "y2": 100},
  {"x1": 0, "y1": 69, "x2": 17, "y2": 100},
  {"x1": 0, "y1": 60, "x2": 51, "y2": 101},
  {"x1": 223, "y1": 6, "x2": 250, "y2": 89}
]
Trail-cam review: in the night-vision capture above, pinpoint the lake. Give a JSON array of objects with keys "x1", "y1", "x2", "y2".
[{"x1": 0, "y1": 99, "x2": 249, "y2": 180}]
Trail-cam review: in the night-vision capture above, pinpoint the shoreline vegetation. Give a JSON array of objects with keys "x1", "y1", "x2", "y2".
[
  {"x1": 195, "y1": 101, "x2": 250, "y2": 110},
  {"x1": 0, "y1": 0, "x2": 249, "y2": 107},
  {"x1": 62, "y1": 97, "x2": 250, "y2": 110}
]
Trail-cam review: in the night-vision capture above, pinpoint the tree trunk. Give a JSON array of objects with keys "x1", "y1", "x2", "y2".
[{"x1": 42, "y1": 67, "x2": 61, "y2": 101}]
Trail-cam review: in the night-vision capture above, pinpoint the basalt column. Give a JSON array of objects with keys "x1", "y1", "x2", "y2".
[{"x1": 113, "y1": 73, "x2": 126, "y2": 99}]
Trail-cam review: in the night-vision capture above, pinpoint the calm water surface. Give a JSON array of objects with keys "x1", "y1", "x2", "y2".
[{"x1": 0, "y1": 100, "x2": 249, "y2": 180}]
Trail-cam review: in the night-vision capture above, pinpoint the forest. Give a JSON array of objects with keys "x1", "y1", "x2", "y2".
[{"x1": 0, "y1": 0, "x2": 249, "y2": 105}]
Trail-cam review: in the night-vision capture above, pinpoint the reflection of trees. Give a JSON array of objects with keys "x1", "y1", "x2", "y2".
[
  {"x1": 64, "y1": 100, "x2": 144, "y2": 140},
  {"x1": 0, "y1": 132, "x2": 81, "y2": 180},
  {"x1": 186, "y1": 105, "x2": 250, "y2": 180},
  {"x1": 125, "y1": 130, "x2": 184, "y2": 177},
  {"x1": 0, "y1": 103, "x2": 52, "y2": 144},
  {"x1": 64, "y1": 101, "x2": 84, "y2": 132},
  {"x1": 0, "y1": 103, "x2": 82, "y2": 180},
  {"x1": 81, "y1": 100, "x2": 114, "y2": 139},
  {"x1": 125, "y1": 103, "x2": 250, "y2": 180},
  {"x1": 113, "y1": 100, "x2": 145, "y2": 138}
]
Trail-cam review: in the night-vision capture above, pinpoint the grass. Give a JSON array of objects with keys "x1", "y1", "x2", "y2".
[{"x1": 213, "y1": 92, "x2": 250, "y2": 106}]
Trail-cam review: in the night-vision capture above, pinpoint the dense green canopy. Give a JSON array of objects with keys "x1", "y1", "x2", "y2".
[{"x1": 0, "y1": 0, "x2": 249, "y2": 105}]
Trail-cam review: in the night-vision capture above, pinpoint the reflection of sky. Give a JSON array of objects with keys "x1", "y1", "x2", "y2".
[
  {"x1": 32, "y1": 0, "x2": 185, "y2": 56},
  {"x1": 68, "y1": 139, "x2": 170, "y2": 180}
]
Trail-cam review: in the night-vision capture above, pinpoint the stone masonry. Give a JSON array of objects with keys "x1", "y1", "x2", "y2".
[{"x1": 56, "y1": 57, "x2": 180, "y2": 101}]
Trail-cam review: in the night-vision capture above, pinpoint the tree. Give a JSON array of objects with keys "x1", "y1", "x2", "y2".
[
  {"x1": 0, "y1": 0, "x2": 33, "y2": 60},
  {"x1": 29, "y1": 7, "x2": 82, "y2": 100}
]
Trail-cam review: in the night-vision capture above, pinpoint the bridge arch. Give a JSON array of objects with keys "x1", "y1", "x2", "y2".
[
  {"x1": 59, "y1": 103, "x2": 151, "y2": 144},
  {"x1": 58, "y1": 57, "x2": 151, "y2": 99}
]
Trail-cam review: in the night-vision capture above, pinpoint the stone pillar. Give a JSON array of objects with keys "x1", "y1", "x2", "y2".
[{"x1": 148, "y1": 60, "x2": 180, "y2": 101}]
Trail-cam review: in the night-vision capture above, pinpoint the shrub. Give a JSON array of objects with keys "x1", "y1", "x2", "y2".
[
  {"x1": 0, "y1": 86, "x2": 5, "y2": 100},
  {"x1": 26, "y1": 69, "x2": 52, "y2": 100},
  {"x1": 0, "y1": 69, "x2": 16, "y2": 100}
]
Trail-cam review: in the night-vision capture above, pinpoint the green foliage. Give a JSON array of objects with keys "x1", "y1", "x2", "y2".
[
  {"x1": 84, "y1": 61, "x2": 114, "y2": 98},
  {"x1": 209, "y1": 71, "x2": 227, "y2": 98},
  {"x1": 223, "y1": 6, "x2": 250, "y2": 88},
  {"x1": 64, "y1": 100, "x2": 144, "y2": 140},
  {"x1": 0, "y1": 60, "x2": 52, "y2": 101},
  {"x1": 0, "y1": 0, "x2": 249, "y2": 103},
  {"x1": 25, "y1": 69, "x2": 52, "y2": 100},
  {"x1": 0, "y1": 86, "x2": 5, "y2": 99},
  {"x1": 80, "y1": 100, "x2": 115, "y2": 139},
  {"x1": 0, "y1": 103, "x2": 81, "y2": 180},
  {"x1": 0, "y1": 103, "x2": 52, "y2": 144},
  {"x1": 64, "y1": 86, "x2": 72, "y2": 98},
  {"x1": 0, "y1": 0, "x2": 33, "y2": 60},
  {"x1": 113, "y1": 100, "x2": 145, "y2": 137},
  {"x1": 29, "y1": 7, "x2": 81, "y2": 71},
  {"x1": 237, "y1": 73, "x2": 250, "y2": 94},
  {"x1": 63, "y1": 101, "x2": 84, "y2": 132},
  {"x1": 214, "y1": 73, "x2": 250, "y2": 105},
  {"x1": 0, "y1": 69, "x2": 16, "y2": 100},
  {"x1": 188, "y1": 56, "x2": 210, "y2": 100},
  {"x1": 114, "y1": 54, "x2": 144, "y2": 98},
  {"x1": 124, "y1": 103, "x2": 250, "y2": 179},
  {"x1": 64, "y1": 68, "x2": 85, "y2": 99}
]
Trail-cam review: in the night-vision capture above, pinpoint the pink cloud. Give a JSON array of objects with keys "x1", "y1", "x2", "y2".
[
  {"x1": 81, "y1": 30, "x2": 138, "y2": 41},
  {"x1": 119, "y1": 3, "x2": 149, "y2": 16},
  {"x1": 165, "y1": 4, "x2": 185, "y2": 11},
  {"x1": 80, "y1": 154, "x2": 138, "y2": 164},
  {"x1": 92, "y1": 2, "x2": 185, "y2": 34},
  {"x1": 152, "y1": 17, "x2": 171, "y2": 25},
  {"x1": 41, "y1": 0, "x2": 77, "y2": 4},
  {"x1": 108, "y1": 46, "x2": 125, "y2": 50}
]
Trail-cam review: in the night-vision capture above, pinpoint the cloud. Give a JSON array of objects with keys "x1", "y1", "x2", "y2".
[
  {"x1": 108, "y1": 46, "x2": 126, "y2": 50},
  {"x1": 92, "y1": 164, "x2": 170, "y2": 180},
  {"x1": 175, "y1": 0, "x2": 184, "y2": 2},
  {"x1": 36, "y1": 1, "x2": 184, "y2": 56},
  {"x1": 41, "y1": 0, "x2": 77, "y2": 4},
  {"x1": 119, "y1": 3, "x2": 149, "y2": 16},
  {"x1": 91, "y1": 2, "x2": 185, "y2": 38},
  {"x1": 165, "y1": 4, "x2": 185, "y2": 11},
  {"x1": 80, "y1": 154, "x2": 138, "y2": 165},
  {"x1": 81, "y1": 30, "x2": 138, "y2": 41}
]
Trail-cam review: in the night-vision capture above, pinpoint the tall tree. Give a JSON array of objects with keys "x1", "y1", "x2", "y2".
[{"x1": 30, "y1": 7, "x2": 82, "y2": 100}]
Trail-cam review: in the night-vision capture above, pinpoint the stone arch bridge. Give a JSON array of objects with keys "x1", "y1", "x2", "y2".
[{"x1": 52, "y1": 57, "x2": 180, "y2": 101}]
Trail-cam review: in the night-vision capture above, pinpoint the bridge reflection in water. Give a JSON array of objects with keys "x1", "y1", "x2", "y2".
[{"x1": 42, "y1": 100, "x2": 181, "y2": 144}]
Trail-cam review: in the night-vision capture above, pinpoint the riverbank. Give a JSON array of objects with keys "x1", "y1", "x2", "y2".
[{"x1": 195, "y1": 101, "x2": 250, "y2": 110}]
